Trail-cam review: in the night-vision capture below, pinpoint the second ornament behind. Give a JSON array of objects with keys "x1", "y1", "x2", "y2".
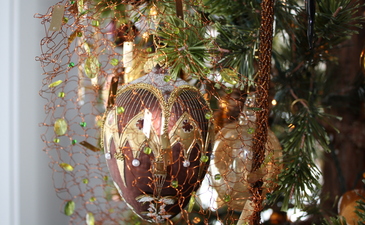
[{"x1": 209, "y1": 94, "x2": 282, "y2": 212}]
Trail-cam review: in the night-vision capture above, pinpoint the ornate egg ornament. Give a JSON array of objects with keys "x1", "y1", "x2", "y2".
[
  {"x1": 101, "y1": 68, "x2": 213, "y2": 222},
  {"x1": 209, "y1": 94, "x2": 282, "y2": 211}
]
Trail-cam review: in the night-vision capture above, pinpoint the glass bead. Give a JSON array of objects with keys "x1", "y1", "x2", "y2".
[
  {"x1": 163, "y1": 75, "x2": 171, "y2": 82},
  {"x1": 72, "y1": 139, "x2": 77, "y2": 145},
  {"x1": 70, "y1": 0, "x2": 75, "y2": 4},
  {"x1": 91, "y1": 20, "x2": 99, "y2": 27},
  {"x1": 200, "y1": 155, "x2": 209, "y2": 163},
  {"x1": 63, "y1": 17, "x2": 69, "y2": 23},
  {"x1": 80, "y1": 122, "x2": 87, "y2": 127},
  {"x1": 53, "y1": 138, "x2": 60, "y2": 143},
  {"x1": 105, "y1": 153, "x2": 111, "y2": 160},
  {"x1": 83, "y1": 178, "x2": 89, "y2": 184},
  {"x1": 223, "y1": 194, "x2": 231, "y2": 202},
  {"x1": 59, "y1": 163, "x2": 73, "y2": 171},
  {"x1": 210, "y1": 154, "x2": 215, "y2": 160},
  {"x1": 58, "y1": 92, "x2": 65, "y2": 98},
  {"x1": 54, "y1": 118, "x2": 68, "y2": 135},
  {"x1": 205, "y1": 112, "x2": 213, "y2": 120},
  {"x1": 143, "y1": 146, "x2": 152, "y2": 155},
  {"x1": 110, "y1": 58, "x2": 119, "y2": 66},
  {"x1": 84, "y1": 56, "x2": 99, "y2": 79},
  {"x1": 103, "y1": 176, "x2": 109, "y2": 181},
  {"x1": 89, "y1": 197, "x2": 96, "y2": 202},
  {"x1": 187, "y1": 192, "x2": 196, "y2": 212},
  {"x1": 48, "y1": 80, "x2": 62, "y2": 88},
  {"x1": 77, "y1": 32, "x2": 82, "y2": 37},
  {"x1": 214, "y1": 174, "x2": 221, "y2": 180},
  {"x1": 132, "y1": 159, "x2": 140, "y2": 167},
  {"x1": 68, "y1": 62, "x2": 75, "y2": 67},
  {"x1": 64, "y1": 201, "x2": 75, "y2": 216},
  {"x1": 86, "y1": 212, "x2": 95, "y2": 225},
  {"x1": 247, "y1": 127, "x2": 255, "y2": 134},
  {"x1": 214, "y1": 83, "x2": 221, "y2": 89},
  {"x1": 117, "y1": 106, "x2": 125, "y2": 114},
  {"x1": 225, "y1": 88, "x2": 233, "y2": 94},
  {"x1": 266, "y1": 193, "x2": 272, "y2": 201},
  {"x1": 171, "y1": 180, "x2": 178, "y2": 188},
  {"x1": 183, "y1": 160, "x2": 190, "y2": 167}
]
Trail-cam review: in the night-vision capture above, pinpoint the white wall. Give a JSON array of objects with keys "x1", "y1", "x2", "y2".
[{"x1": 0, "y1": 0, "x2": 69, "y2": 224}]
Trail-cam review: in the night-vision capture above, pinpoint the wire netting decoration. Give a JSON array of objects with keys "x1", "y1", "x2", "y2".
[{"x1": 36, "y1": 0, "x2": 276, "y2": 224}]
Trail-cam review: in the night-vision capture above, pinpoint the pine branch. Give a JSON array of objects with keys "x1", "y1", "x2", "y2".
[
  {"x1": 153, "y1": 13, "x2": 213, "y2": 80},
  {"x1": 355, "y1": 180, "x2": 365, "y2": 224},
  {"x1": 321, "y1": 216, "x2": 347, "y2": 225}
]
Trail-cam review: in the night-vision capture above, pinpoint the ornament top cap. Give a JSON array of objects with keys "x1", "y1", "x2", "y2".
[{"x1": 126, "y1": 67, "x2": 188, "y2": 100}]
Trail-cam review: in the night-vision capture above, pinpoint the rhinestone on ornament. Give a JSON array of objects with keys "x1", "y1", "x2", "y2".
[
  {"x1": 105, "y1": 153, "x2": 111, "y2": 160},
  {"x1": 210, "y1": 154, "x2": 215, "y2": 160},
  {"x1": 132, "y1": 159, "x2": 140, "y2": 167},
  {"x1": 183, "y1": 160, "x2": 190, "y2": 167}
]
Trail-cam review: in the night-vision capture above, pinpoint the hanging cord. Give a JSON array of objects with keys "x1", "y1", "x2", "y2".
[{"x1": 250, "y1": 0, "x2": 275, "y2": 224}]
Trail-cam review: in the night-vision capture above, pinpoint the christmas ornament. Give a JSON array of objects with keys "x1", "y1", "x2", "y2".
[
  {"x1": 209, "y1": 94, "x2": 282, "y2": 212},
  {"x1": 101, "y1": 67, "x2": 214, "y2": 223},
  {"x1": 338, "y1": 189, "x2": 365, "y2": 225}
]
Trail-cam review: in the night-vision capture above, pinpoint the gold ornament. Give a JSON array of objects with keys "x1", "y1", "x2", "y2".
[
  {"x1": 209, "y1": 94, "x2": 282, "y2": 212},
  {"x1": 338, "y1": 189, "x2": 365, "y2": 225}
]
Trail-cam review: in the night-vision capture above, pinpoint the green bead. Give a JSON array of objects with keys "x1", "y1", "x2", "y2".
[
  {"x1": 70, "y1": 0, "x2": 75, "y2": 4},
  {"x1": 63, "y1": 17, "x2": 69, "y2": 23},
  {"x1": 58, "y1": 92, "x2": 65, "y2": 98},
  {"x1": 68, "y1": 62, "x2": 75, "y2": 67},
  {"x1": 64, "y1": 200, "x2": 75, "y2": 216},
  {"x1": 53, "y1": 138, "x2": 60, "y2": 143},
  {"x1": 223, "y1": 194, "x2": 231, "y2": 202},
  {"x1": 247, "y1": 127, "x2": 255, "y2": 134},
  {"x1": 103, "y1": 176, "x2": 109, "y2": 181},
  {"x1": 80, "y1": 122, "x2": 87, "y2": 127},
  {"x1": 146, "y1": 47, "x2": 153, "y2": 53},
  {"x1": 143, "y1": 146, "x2": 152, "y2": 155},
  {"x1": 187, "y1": 192, "x2": 196, "y2": 212},
  {"x1": 49, "y1": 80, "x2": 63, "y2": 88},
  {"x1": 72, "y1": 139, "x2": 77, "y2": 145},
  {"x1": 225, "y1": 88, "x2": 233, "y2": 94},
  {"x1": 84, "y1": 56, "x2": 99, "y2": 79},
  {"x1": 77, "y1": 32, "x2": 83, "y2": 37},
  {"x1": 214, "y1": 174, "x2": 221, "y2": 180},
  {"x1": 86, "y1": 212, "x2": 95, "y2": 225},
  {"x1": 200, "y1": 155, "x2": 209, "y2": 163},
  {"x1": 117, "y1": 106, "x2": 125, "y2": 114},
  {"x1": 54, "y1": 118, "x2": 68, "y2": 135},
  {"x1": 214, "y1": 83, "x2": 221, "y2": 89},
  {"x1": 174, "y1": 27, "x2": 180, "y2": 34},
  {"x1": 163, "y1": 75, "x2": 171, "y2": 82},
  {"x1": 91, "y1": 20, "x2": 99, "y2": 27},
  {"x1": 59, "y1": 163, "x2": 74, "y2": 172},
  {"x1": 205, "y1": 112, "x2": 213, "y2": 120},
  {"x1": 83, "y1": 178, "x2": 89, "y2": 184},
  {"x1": 266, "y1": 193, "x2": 272, "y2": 201},
  {"x1": 110, "y1": 58, "x2": 119, "y2": 66},
  {"x1": 89, "y1": 197, "x2": 96, "y2": 202},
  {"x1": 171, "y1": 180, "x2": 178, "y2": 188}
]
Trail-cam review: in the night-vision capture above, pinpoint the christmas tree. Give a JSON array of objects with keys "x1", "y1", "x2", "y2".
[{"x1": 37, "y1": 0, "x2": 365, "y2": 224}]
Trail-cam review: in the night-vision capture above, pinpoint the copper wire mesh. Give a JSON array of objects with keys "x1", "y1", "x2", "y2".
[{"x1": 36, "y1": 0, "x2": 276, "y2": 224}]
